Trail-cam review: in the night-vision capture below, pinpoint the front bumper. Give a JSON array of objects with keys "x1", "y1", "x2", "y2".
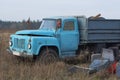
[{"x1": 7, "y1": 48, "x2": 33, "y2": 58}]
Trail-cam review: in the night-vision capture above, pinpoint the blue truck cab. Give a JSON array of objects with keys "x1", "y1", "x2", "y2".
[
  {"x1": 8, "y1": 16, "x2": 120, "y2": 63},
  {"x1": 8, "y1": 16, "x2": 80, "y2": 63}
]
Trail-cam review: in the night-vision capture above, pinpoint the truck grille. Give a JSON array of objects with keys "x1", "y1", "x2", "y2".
[{"x1": 14, "y1": 38, "x2": 25, "y2": 49}]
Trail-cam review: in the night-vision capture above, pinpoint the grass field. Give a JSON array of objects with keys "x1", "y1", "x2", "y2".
[{"x1": 0, "y1": 30, "x2": 117, "y2": 80}]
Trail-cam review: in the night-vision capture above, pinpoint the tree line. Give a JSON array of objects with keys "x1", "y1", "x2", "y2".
[{"x1": 0, "y1": 19, "x2": 41, "y2": 30}]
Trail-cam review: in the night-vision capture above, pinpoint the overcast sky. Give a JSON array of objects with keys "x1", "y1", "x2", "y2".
[{"x1": 0, "y1": 0, "x2": 120, "y2": 21}]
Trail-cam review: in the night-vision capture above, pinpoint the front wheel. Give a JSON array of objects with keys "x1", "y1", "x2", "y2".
[{"x1": 38, "y1": 48, "x2": 59, "y2": 64}]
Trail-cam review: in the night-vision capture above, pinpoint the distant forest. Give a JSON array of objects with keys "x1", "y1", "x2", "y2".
[{"x1": 0, "y1": 19, "x2": 41, "y2": 30}]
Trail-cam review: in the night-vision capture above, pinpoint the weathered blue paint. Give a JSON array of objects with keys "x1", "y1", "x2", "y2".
[
  {"x1": 31, "y1": 36, "x2": 60, "y2": 55},
  {"x1": 10, "y1": 35, "x2": 33, "y2": 55},
  {"x1": 16, "y1": 30, "x2": 55, "y2": 36},
  {"x1": 8, "y1": 16, "x2": 120, "y2": 59},
  {"x1": 9, "y1": 16, "x2": 81, "y2": 58},
  {"x1": 58, "y1": 18, "x2": 79, "y2": 56},
  {"x1": 10, "y1": 30, "x2": 60, "y2": 57}
]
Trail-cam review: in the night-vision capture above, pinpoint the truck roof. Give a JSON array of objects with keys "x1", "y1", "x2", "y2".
[{"x1": 43, "y1": 16, "x2": 86, "y2": 20}]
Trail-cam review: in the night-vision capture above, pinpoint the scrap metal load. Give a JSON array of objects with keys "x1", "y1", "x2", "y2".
[
  {"x1": 68, "y1": 48, "x2": 120, "y2": 76},
  {"x1": 77, "y1": 15, "x2": 120, "y2": 44}
]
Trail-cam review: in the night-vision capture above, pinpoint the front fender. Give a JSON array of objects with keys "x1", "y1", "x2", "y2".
[{"x1": 31, "y1": 37, "x2": 60, "y2": 56}]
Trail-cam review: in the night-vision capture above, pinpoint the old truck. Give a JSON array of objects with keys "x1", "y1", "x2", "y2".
[{"x1": 8, "y1": 16, "x2": 120, "y2": 63}]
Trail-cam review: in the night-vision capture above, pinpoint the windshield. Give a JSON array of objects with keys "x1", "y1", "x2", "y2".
[{"x1": 39, "y1": 19, "x2": 56, "y2": 30}]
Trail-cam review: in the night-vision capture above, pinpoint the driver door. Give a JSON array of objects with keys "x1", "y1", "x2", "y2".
[{"x1": 60, "y1": 19, "x2": 79, "y2": 56}]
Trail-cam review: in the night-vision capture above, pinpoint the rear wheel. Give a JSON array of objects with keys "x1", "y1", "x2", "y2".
[{"x1": 38, "y1": 48, "x2": 59, "y2": 64}]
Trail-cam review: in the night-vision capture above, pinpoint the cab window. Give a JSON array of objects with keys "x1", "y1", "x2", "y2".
[{"x1": 63, "y1": 21, "x2": 75, "y2": 31}]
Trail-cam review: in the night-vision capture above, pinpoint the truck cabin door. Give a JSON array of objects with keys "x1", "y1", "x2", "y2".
[{"x1": 60, "y1": 19, "x2": 79, "y2": 56}]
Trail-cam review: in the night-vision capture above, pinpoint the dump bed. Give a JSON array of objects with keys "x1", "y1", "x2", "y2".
[{"x1": 77, "y1": 17, "x2": 120, "y2": 44}]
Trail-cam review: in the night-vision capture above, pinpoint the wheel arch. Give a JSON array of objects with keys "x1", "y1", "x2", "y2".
[{"x1": 38, "y1": 45, "x2": 60, "y2": 56}]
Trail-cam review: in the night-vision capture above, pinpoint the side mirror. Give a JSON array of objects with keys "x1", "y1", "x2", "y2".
[{"x1": 57, "y1": 19, "x2": 61, "y2": 28}]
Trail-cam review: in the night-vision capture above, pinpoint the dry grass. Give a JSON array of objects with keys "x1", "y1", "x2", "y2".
[{"x1": 0, "y1": 30, "x2": 118, "y2": 80}]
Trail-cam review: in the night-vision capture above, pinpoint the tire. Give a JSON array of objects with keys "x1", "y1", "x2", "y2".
[{"x1": 38, "y1": 48, "x2": 58, "y2": 64}]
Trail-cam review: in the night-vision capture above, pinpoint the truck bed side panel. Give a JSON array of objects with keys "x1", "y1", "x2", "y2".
[
  {"x1": 78, "y1": 18, "x2": 120, "y2": 44},
  {"x1": 88, "y1": 20, "x2": 120, "y2": 43}
]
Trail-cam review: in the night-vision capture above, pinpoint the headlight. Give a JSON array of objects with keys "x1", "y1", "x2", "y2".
[
  {"x1": 28, "y1": 44, "x2": 31, "y2": 49},
  {"x1": 9, "y1": 41, "x2": 12, "y2": 46}
]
